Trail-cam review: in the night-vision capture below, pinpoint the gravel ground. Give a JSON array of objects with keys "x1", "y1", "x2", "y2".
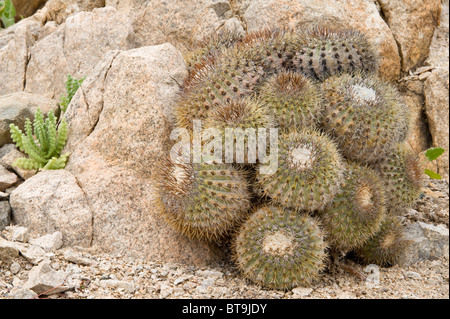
[{"x1": 0, "y1": 178, "x2": 448, "y2": 300}]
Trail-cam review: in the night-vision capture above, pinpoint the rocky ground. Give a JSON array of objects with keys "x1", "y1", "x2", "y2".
[{"x1": 1, "y1": 178, "x2": 448, "y2": 300}]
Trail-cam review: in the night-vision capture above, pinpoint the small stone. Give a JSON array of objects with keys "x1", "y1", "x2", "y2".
[
  {"x1": 0, "y1": 237, "x2": 20, "y2": 263},
  {"x1": 99, "y1": 279, "x2": 135, "y2": 294},
  {"x1": 20, "y1": 245, "x2": 46, "y2": 265},
  {"x1": 0, "y1": 165, "x2": 19, "y2": 191},
  {"x1": 292, "y1": 287, "x2": 313, "y2": 297},
  {"x1": 29, "y1": 231, "x2": 63, "y2": 252},
  {"x1": 8, "y1": 288, "x2": 38, "y2": 299},
  {"x1": 64, "y1": 249, "x2": 98, "y2": 266},
  {"x1": 195, "y1": 269, "x2": 224, "y2": 279},
  {"x1": 23, "y1": 260, "x2": 69, "y2": 295},
  {"x1": 404, "y1": 271, "x2": 422, "y2": 280},
  {"x1": 10, "y1": 261, "x2": 21, "y2": 274},
  {"x1": 6, "y1": 226, "x2": 29, "y2": 243}
]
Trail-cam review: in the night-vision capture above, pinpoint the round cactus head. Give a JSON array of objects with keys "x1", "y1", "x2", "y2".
[
  {"x1": 255, "y1": 129, "x2": 344, "y2": 211},
  {"x1": 156, "y1": 152, "x2": 252, "y2": 242},
  {"x1": 319, "y1": 162, "x2": 387, "y2": 252},
  {"x1": 293, "y1": 27, "x2": 379, "y2": 80},
  {"x1": 376, "y1": 143, "x2": 424, "y2": 211},
  {"x1": 203, "y1": 97, "x2": 275, "y2": 164},
  {"x1": 259, "y1": 71, "x2": 324, "y2": 132},
  {"x1": 233, "y1": 205, "x2": 327, "y2": 290},
  {"x1": 355, "y1": 215, "x2": 410, "y2": 267},
  {"x1": 321, "y1": 72, "x2": 410, "y2": 164}
]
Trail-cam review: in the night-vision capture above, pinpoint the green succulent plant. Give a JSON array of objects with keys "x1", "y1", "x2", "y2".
[
  {"x1": 9, "y1": 108, "x2": 69, "y2": 170},
  {"x1": 60, "y1": 74, "x2": 86, "y2": 113},
  {"x1": 0, "y1": 0, "x2": 15, "y2": 29}
]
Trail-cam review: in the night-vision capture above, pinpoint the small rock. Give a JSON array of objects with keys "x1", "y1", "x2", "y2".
[
  {"x1": 20, "y1": 245, "x2": 46, "y2": 265},
  {"x1": 0, "y1": 191, "x2": 9, "y2": 199},
  {"x1": 23, "y1": 260, "x2": 69, "y2": 295},
  {"x1": 292, "y1": 287, "x2": 313, "y2": 297},
  {"x1": 10, "y1": 261, "x2": 21, "y2": 275},
  {"x1": 195, "y1": 269, "x2": 224, "y2": 279},
  {"x1": 0, "y1": 237, "x2": 20, "y2": 263},
  {"x1": 29, "y1": 231, "x2": 63, "y2": 252},
  {"x1": 404, "y1": 271, "x2": 422, "y2": 280},
  {"x1": 0, "y1": 165, "x2": 19, "y2": 191},
  {"x1": 5, "y1": 225, "x2": 29, "y2": 243},
  {"x1": 1, "y1": 149, "x2": 37, "y2": 180},
  {"x1": 8, "y1": 288, "x2": 38, "y2": 299},
  {"x1": 159, "y1": 283, "x2": 173, "y2": 299},
  {"x1": 63, "y1": 249, "x2": 98, "y2": 266}
]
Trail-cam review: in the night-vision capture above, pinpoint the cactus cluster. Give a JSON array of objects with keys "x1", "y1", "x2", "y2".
[{"x1": 156, "y1": 26, "x2": 427, "y2": 290}]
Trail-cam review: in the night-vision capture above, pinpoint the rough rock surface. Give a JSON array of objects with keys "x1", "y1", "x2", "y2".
[
  {"x1": 0, "y1": 201, "x2": 11, "y2": 231},
  {"x1": 24, "y1": 6, "x2": 135, "y2": 99},
  {"x1": 106, "y1": 0, "x2": 244, "y2": 51},
  {"x1": 0, "y1": 17, "x2": 42, "y2": 95},
  {"x1": 377, "y1": 0, "x2": 442, "y2": 72},
  {"x1": 9, "y1": 170, "x2": 93, "y2": 248}
]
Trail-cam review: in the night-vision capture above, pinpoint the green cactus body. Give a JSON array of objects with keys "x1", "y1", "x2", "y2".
[
  {"x1": 355, "y1": 215, "x2": 410, "y2": 267},
  {"x1": 292, "y1": 28, "x2": 378, "y2": 81},
  {"x1": 255, "y1": 129, "x2": 344, "y2": 211},
  {"x1": 376, "y1": 144, "x2": 423, "y2": 211},
  {"x1": 175, "y1": 29, "x2": 302, "y2": 130},
  {"x1": 156, "y1": 157, "x2": 251, "y2": 242},
  {"x1": 233, "y1": 205, "x2": 327, "y2": 290},
  {"x1": 319, "y1": 162, "x2": 386, "y2": 252},
  {"x1": 321, "y1": 72, "x2": 410, "y2": 164},
  {"x1": 259, "y1": 71, "x2": 324, "y2": 132},
  {"x1": 202, "y1": 97, "x2": 275, "y2": 164},
  {"x1": 184, "y1": 29, "x2": 244, "y2": 73}
]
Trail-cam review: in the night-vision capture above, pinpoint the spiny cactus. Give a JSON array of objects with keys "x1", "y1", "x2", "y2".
[
  {"x1": 175, "y1": 29, "x2": 303, "y2": 130},
  {"x1": 375, "y1": 143, "x2": 423, "y2": 211},
  {"x1": 184, "y1": 29, "x2": 244, "y2": 72},
  {"x1": 321, "y1": 72, "x2": 410, "y2": 164},
  {"x1": 292, "y1": 27, "x2": 378, "y2": 80},
  {"x1": 203, "y1": 97, "x2": 275, "y2": 164},
  {"x1": 259, "y1": 71, "x2": 324, "y2": 132},
  {"x1": 319, "y1": 162, "x2": 386, "y2": 252},
  {"x1": 156, "y1": 154, "x2": 252, "y2": 242},
  {"x1": 9, "y1": 108, "x2": 69, "y2": 170},
  {"x1": 233, "y1": 205, "x2": 327, "y2": 290},
  {"x1": 354, "y1": 215, "x2": 410, "y2": 267},
  {"x1": 255, "y1": 129, "x2": 344, "y2": 212}
]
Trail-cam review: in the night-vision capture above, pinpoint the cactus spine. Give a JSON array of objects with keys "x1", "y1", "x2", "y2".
[
  {"x1": 319, "y1": 162, "x2": 386, "y2": 252},
  {"x1": 233, "y1": 205, "x2": 327, "y2": 290},
  {"x1": 376, "y1": 143, "x2": 424, "y2": 211},
  {"x1": 355, "y1": 215, "x2": 410, "y2": 267},
  {"x1": 255, "y1": 129, "x2": 344, "y2": 211},
  {"x1": 259, "y1": 71, "x2": 324, "y2": 132},
  {"x1": 321, "y1": 72, "x2": 410, "y2": 164},
  {"x1": 156, "y1": 156, "x2": 251, "y2": 242}
]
